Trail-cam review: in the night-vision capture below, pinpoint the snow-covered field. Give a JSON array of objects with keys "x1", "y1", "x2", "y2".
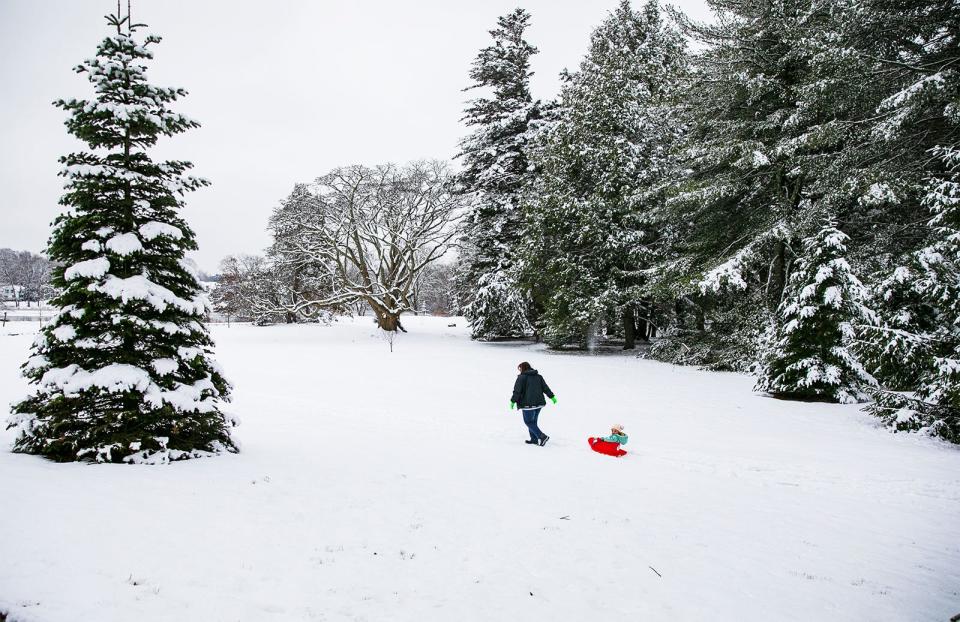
[
  {"x1": 0, "y1": 305, "x2": 53, "y2": 324},
  {"x1": 1, "y1": 316, "x2": 958, "y2": 621}
]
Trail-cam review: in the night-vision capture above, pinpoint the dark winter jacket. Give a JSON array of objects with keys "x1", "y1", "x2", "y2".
[{"x1": 512, "y1": 369, "x2": 554, "y2": 409}]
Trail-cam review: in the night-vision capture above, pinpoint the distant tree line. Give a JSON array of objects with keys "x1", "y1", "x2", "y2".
[
  {"x1": 211, "y1": 162, "x2": 463, "y2": 327},
  {"x1": 0, "y1": 248, "x2": 54, "y2": 306}
]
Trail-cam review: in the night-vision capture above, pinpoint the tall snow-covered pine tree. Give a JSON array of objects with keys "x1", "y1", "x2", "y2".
[
  {"x1": 524, "y1": 0, "x2": 687, "y2": 348},
  {"x1": 856, "y1": 0, "x2": 960, "y2": 441},
  {"x1": 866, "y1": 147, "x2": 960, "y2": 441},
  {"x1": 6, "y1": 8, "x2": 237, "y2": 463},
  {"x1": 755, "y1": 223, "x2": 876, "y2": 403},
  {"x1": 654, "y1": 0, "x2": 853, "y2": 369},
  {"x1": 457, "y1": 8, "x2": 539, "y2": 340}
]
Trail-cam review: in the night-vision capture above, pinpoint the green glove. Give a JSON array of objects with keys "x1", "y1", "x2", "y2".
[
  {"x1": 551, "y1": 396, "x2": 558, "y2": 404},
  {"x1": 510, "y1": 401, "x2": 516, "y2": 410}
]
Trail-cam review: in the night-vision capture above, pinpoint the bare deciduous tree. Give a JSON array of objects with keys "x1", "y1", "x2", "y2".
[
  {"x1": 413, "y1": 261, "x2": 461, "y2": 316},
  {"x1": 211, "y1": 254, "x2": 329, "y2": 325},
  {"x1": 270, "y1": 161, "x2": 463, "y2": 331}
]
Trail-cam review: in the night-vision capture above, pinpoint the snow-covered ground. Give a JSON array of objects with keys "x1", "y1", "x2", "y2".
[
  {"x1": 1, "y1": 316, "x2": 958, "y2": 621},
  {"x1": 0, "y1": 303, "x2": 55, "y2": 327}
]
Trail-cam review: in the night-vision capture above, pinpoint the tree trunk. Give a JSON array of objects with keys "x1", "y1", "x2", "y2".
[
  {"x1": 636, "y1": 302, "x2": 651, "y2": 343},
  {"x1": 769, "y1": 240, "x2": 788, "y2": 310},
  {"x1": 377, "y1": 313, "x2": 398, "y2": 331},
  {"x1": 623, "y1": 306, "x2": 636, "y2": 350},
  {"x1": 373, "y1": 307, "x2": 403, "y2": 332},
  {"x1": 606, "y1": 309, "x2": 619, "y2": 338}
]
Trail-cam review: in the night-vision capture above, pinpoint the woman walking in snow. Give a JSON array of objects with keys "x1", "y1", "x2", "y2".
[{"x1": 510, "y1": 362, "x2": 557, "y2": 446}]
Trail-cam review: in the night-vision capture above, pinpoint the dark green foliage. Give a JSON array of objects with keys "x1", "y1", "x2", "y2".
[
  {"x1": 755, "y1": 224, "x2": 876, "y2": 403},
  {"x1": 862, "y1": 148, "x2": 960, "y2": 439},
  {"x1": 846, "y1": 0, "x2": 960, "y2": 439},
  {"x1": 523, "y1": 0, "x2": 687, "y2": 349},
  {"x1": 861, "y1": 256, "x2": 939, "y2": 391},
  {"x1": 869, "y1": 390, "x2": 960, "y2": 444},
  {"x1": 650, "y1": 290, "x2": 770, "y2": 372},
  {"x1": 6, "y1": 10, "x2": 237, "y2": 463}
]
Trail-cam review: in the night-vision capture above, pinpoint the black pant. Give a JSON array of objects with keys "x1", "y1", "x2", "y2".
[{"x1": 521, "y1": 407, "x2": 546, "y2": 441}]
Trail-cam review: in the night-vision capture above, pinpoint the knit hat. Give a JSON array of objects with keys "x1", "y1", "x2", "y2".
[{"x1": 611, "y1": 424, "x2": 625, "y2": 434}]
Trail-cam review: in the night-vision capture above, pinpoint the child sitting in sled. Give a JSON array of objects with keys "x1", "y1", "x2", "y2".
[{"x1": 589, "y1": 424, "x2": 628, "y2": 457}]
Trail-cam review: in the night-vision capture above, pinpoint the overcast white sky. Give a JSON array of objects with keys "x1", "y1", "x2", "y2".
[{"x1": 0, "y1": 0, "x2": 711, "y2": 273}]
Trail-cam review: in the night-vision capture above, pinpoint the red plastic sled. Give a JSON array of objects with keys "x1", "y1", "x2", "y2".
[{"x1": 588, "y1": 437, "x2": 627, "y2": 457}]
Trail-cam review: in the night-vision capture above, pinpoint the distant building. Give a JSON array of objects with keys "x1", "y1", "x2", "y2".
[{"x1": 1, "y1": 284, "x2": 23, "y2": 301}]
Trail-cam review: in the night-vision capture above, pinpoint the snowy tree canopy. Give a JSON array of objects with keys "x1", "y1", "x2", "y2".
[
  {"x1": 267, "y1": 161, "x2": 463, "y2": 332},
  {"x1": 523, "y1": 0, "x2": 687, "y2": 349}
]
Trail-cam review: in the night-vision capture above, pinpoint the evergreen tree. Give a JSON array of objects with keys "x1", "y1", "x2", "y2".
[
  {"x1": 851, "y1": 0, "x2": 960, "y2": 440},
  {"x1": 861, "y1": 256, "x2": 939, "y2": 391},
  {"x1": 265, "y1": 183, "x2": 340, "y2": 323},
  {"x1": 654, "y1": 0, "x2": 868, "y2": 368},
  {"x1": 6, "y1": 8, "x2": 237, "y2": 463},
  {"x1": 670, "y1": 0, "x2": 816, "y2": 302},
  {"x1": 756, "y1": 223, "x2": 876, "y2": 403},
  {"x1": 466, "y1": 271, "x2": 532, "y2": 340},
  {"x1": 457, "y1": 8, "x2": 539, "y2": 340},
  {"x1": 866, "y1": 147, "x2": 960, "y2": 441},
  {"x1": 523, "y1": 0, "x2": 687, "y2": 349}
]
